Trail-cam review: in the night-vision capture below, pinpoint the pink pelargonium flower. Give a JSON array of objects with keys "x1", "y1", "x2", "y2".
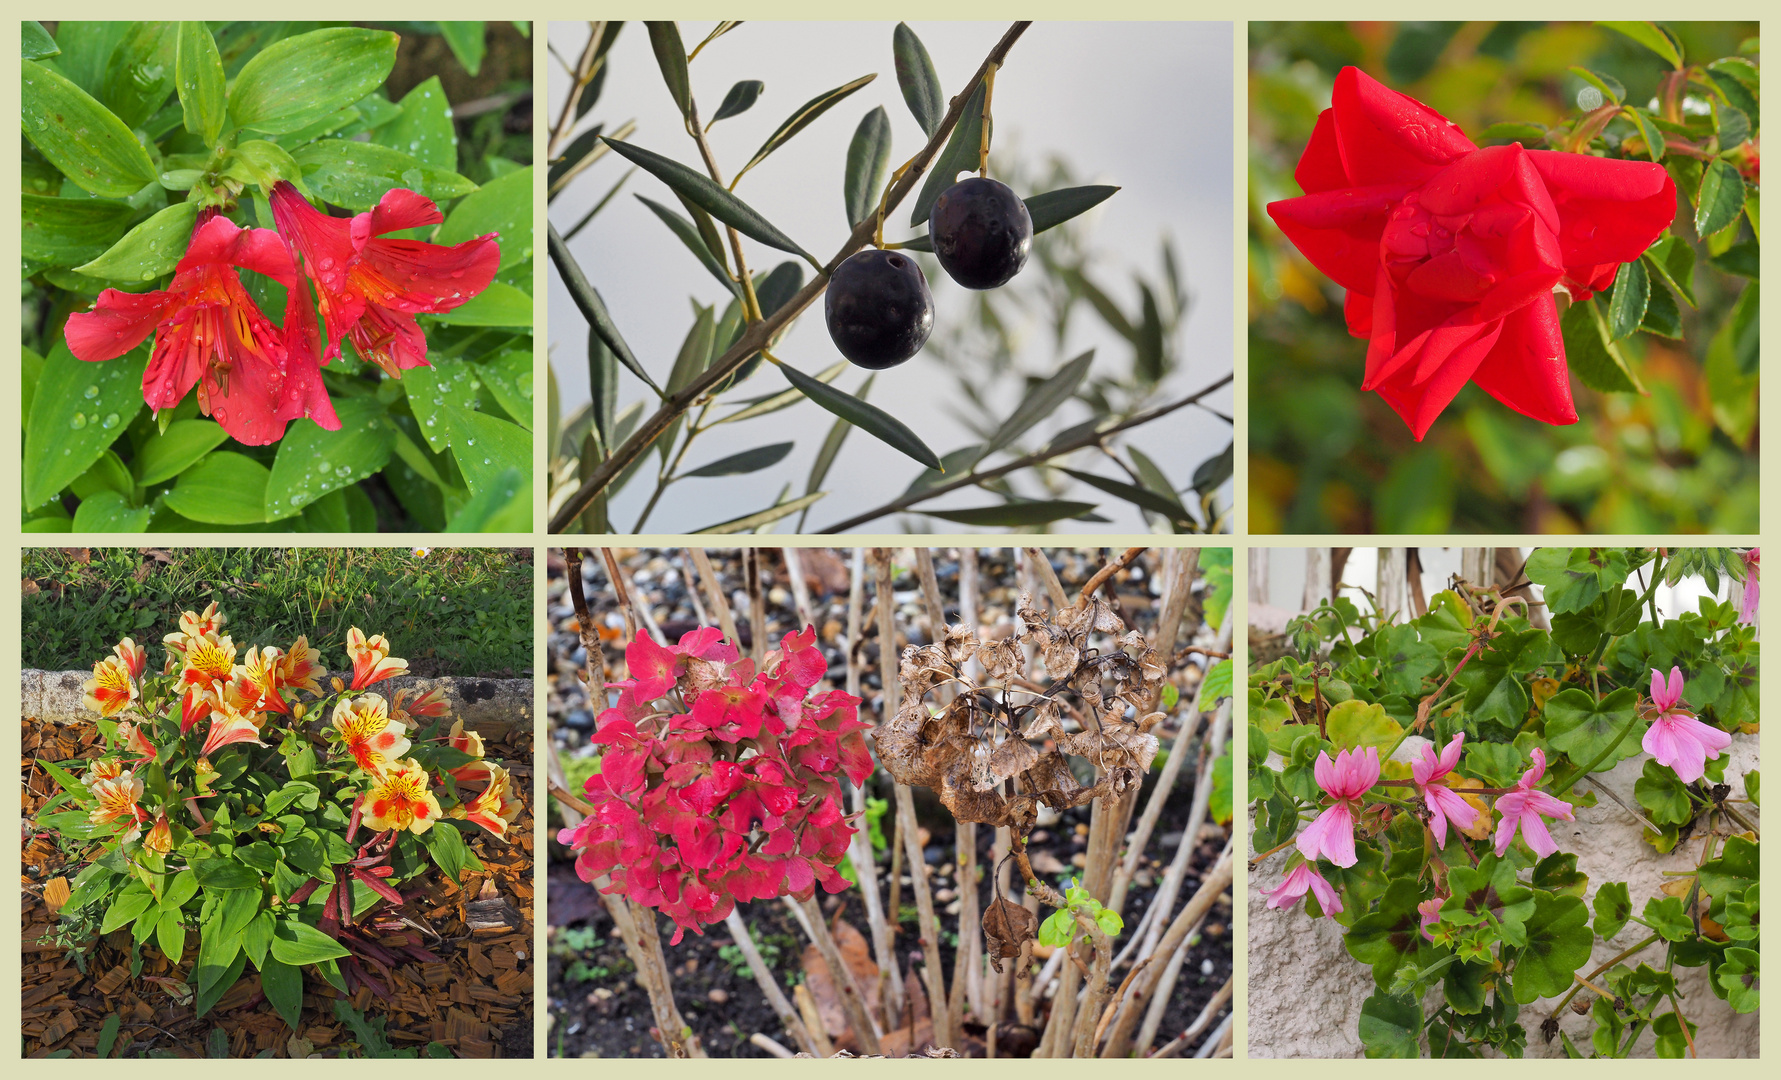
[
  {"x1": 1412, "y1": 732, "x2": 1480, "y2": 848},
  {"x1": 1492, "y1": 748, "x2": 1575, "y2": 858},
  {"x1": 1296, "y1": 746, "x2": 1380, "y2": 867},
  {"x1": 1419, "y1": 898, "x2": 1444, "y2": 941},
  {"x1": 268, "y1": 181, "x2": 499, "y2": 377},
  {"x1": 1261, "y1": 861, "x2": 1343, "y2": 917},
  {"x1": 64, "y1": 208, "x2": 338, "y2": 445},
  {"x1": 1642, "y1": 667, "x2": 1733, "y2": 784},
  {"x1": 1739, "y1": 549, "x2": 1759, "y2": 626}
]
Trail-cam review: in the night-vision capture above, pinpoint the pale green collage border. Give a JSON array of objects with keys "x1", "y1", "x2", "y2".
[{"x1": 4, "y1": 4, "x2": 1772, "y2": 1069}]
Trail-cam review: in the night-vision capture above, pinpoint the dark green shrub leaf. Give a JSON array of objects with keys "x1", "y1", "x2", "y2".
[
  {"x1": 1561, "y1": 297, "x2": 1642, "y2": 394},
  {"x1": 1694, "y1": 158, "x2": 1746, "y2": 238},
  {"x1": 228, "y1": 27, "x2": 399, "y2": 136},
  {"x1": 1606, "y1": 258, "x2": 1649, "y2": 340}
]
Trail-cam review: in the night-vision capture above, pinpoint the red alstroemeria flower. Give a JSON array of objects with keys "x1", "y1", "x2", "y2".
[
  {"x1": 116, "y1": 720, "x2": 159, "y2": 763},
  {"x1": 226, "y1": 645, "x2": 290, "y2": 716},
  {"x1": 268, "y1": 181, "x2": 500, "y2": 377},
  {"x1": 64, "y1": 209, "x2": 339, "y2": 445},
  {"x1": 1266, "y1": 66, "x2": 1676, "y2": 439},
  {"x1": 178, "y1": 634, "x2": 236, "y2": 731}
]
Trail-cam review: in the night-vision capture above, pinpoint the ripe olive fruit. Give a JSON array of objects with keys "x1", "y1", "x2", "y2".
[
  {"x1": 930, "y1": 177, "x2": 1033, "y2": 290},
  {"x1": 824, "y1": 248, "x2": 935, "y2": 369}
]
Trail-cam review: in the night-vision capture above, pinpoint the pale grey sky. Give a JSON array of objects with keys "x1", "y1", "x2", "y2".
[{"x1": 548, "y1": 21, "x2": 1234, "y2": 533}]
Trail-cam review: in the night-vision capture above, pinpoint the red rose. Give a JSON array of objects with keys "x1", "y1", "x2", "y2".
[{"x1": 1267, "y1": 67, "x2": 1676, "y2": 439}]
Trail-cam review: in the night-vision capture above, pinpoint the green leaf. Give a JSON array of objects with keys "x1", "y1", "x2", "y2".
[
  {"x1": 176, "y1": 22, "x2": 227, "y2": 145},
  {"x1": 603, "y1": 137, "x2": 817, "y2": 264},
  {"x1": 422, "y1": 822, "x2": 470, "y2": 883},
  {"x1": 72, "y1": 491, "x2": 150, "y2": 532},
  {"x1": 778, "y1": 360, "x2": 940, "y2": 470},
  {"x1": 1560, "y1": 298, "x2": 1643, "y2": 394},
  {"x1": 636, "y1": 195, "x2": 742, "y2": 298},
  {"x1": 548, "y1": 222, "x2": 663, "y2": 394},
  {"x1": 427, "y1": 281, "x2": 532, "y2": 326},
  {"x1": 260, "y1": 954, "x2": 304, "y2": 1030},
  {"x1": 844, "y1": 107, "x2": 894, "y2": 229},
  {"x1": 101, "y1": 885, "x2": 156, "y2": 934},
  {"x1": 1544, "y1": 687, "x2": 1643, "y2": 771},
  {"x1": 738, "y1": 74, "x2": 876, "y2": 181},
  {"x1": 292, "y1": 140, "x2": 476, "y2": 212},
  {"x1": 265, "y1": 398, "x2": 394, "y2": 521},
  {"x1": 1057, "y1": 467, "x2": 1188, "y2": 524},
  {"x1": 23, "y1": 337, "x2": 146, "y2": 510},
  {"x1": 1569, "y1": 66, "x2": 1625, "y2": 105},
  {"x1": 892, "y1": 23, "x2": 944, "y2": 137},
  {"x1": 924, "y1": 500, "x2": 1099, "y2": 527},
  {"x1": 1715, "y1": 104, "x2": 1751, "y2": 153},
  {"x1": 1598, "y1": 22, "x2": 1683, "y2": 68},
  {"x1": 910, "y1": 80, "x2": 988, "y2": 227},
  {"x1": 134, "y1": 419, "x2": 231, "y2": 485},
  {"x1": 683, "y1": 441, "x2": 794, "y2": 478},
  {"x1": 375, "y1": 76, "x2": 458, "y2": 173},
  {"x1": 1324, "y1": 700, "x2": 1403, "y2": 757},
  {"x1": 984, "y1": 350, "x2": 1094, "y2": 456},
  {"x1": 22, "y1": 21, "x2": 59, "y2": 60},
  {"x1": 1510, "y1": 893, "x2": 1594, "y2": 1003},
  {"x1": 193, "y1": 857, "x2": 261, "y2": 890},
  {"x1": 805, "y1": 378, "x2": 863, "y2": 503},
  {"x1": 228, "y1": 27, "x2": 399, "y2": 136},
  {"x1": 1695, "y1": 158, "x2": 1746, "y2": 238},
  {"x1": 436, "y1": 165, "x2": 533, "y2": 271},
  {"x1": 446, "y1": 407, "x2": 531, "y2": 500},
  {"x1": 1605, "y1": 258, "x2": 1649, "y2": 340},
  {"x1": 1620, "y1": 106, "x2": 1666, "y2": 161},
  {"x1": 98, "y1": 22, "x2": 179, "y2": 130},
  {"x1": 1200, "y1": 659, "x2": 1234, "y2": 703},
  {"x1": 644, "y1": 22, "x2": 691, "y2": 119},
  {"x1": 193, "y1": 947, "x2": 246, "y2": 1018},
  {"x1": 478, "y1": 350, "x2": 535, "y2": 431},
  {"x1": 269, "y1": 916, "x2": 353, "y2": 965},
  {"x1": 1640, "y1": 278, "x2": 1683, "y2": 337},
  {"x1": 74, "y1": 200, "x2": 198, "y2": 280},
  {"x1": 693, "y1": 491, "x2": 827, "y2": 534},
  {"x1": 1704, "y1": 281, "x2": 1759, "y2": 441},
  {"x1": 1025, "y1": 185, "x2": 1121, "y2": 234},
  {"x1": 1642, "y1": 895, "x2": 1694, "y2": 942},
  {"x1": 437, "y1": 22, "x2": 487, "y2": 77},
  {"x1": 1695, "y1": 834, "x2": 1758, "y2": 906},
  {"x1": 1526, "y1": 547, "x2": 1630, "y2": 614},
  {"x1": 1453, "y1": 627, "x2": 1560, "y2": 732},
  {"x1": 1643, "y1": 234, "x2": 1697, "y2": 306},
  {"x1": 1359, "y1": 991, "x2": 1422, "y2": 1058},
  {"x1": 22, "y1": 60, "x2": 160, "y2": 197},
  {"x1": 1376, "y1": 623, "x2": 1440, "y2": 696},
  {"x1": 21, "y1": 195, "x2": 137, "y2": 266},
  {"x1": 1710, "y1": 241, "x2": 1759, "y2": 280},
  {"x1": 712, "y1": 79, "x2": 765, "y2": 123},
  {"x1": 1593, "y1": 881, "x2": 1631, "y2": 939},
  {"x1": 1633, "y1": 758, "x2": 1694, "y2": 825}
]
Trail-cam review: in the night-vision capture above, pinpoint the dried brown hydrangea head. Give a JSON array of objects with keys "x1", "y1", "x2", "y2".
[{"x1": 877, "y1": 591, "x2": 1167, "y2": 832}]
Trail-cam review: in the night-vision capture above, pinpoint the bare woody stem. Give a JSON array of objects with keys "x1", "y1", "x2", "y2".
[
  {"x1": 550, "y1": 21, "x2": 1033, "y2": 532},
  {"x1": 549, "y1": 25, "x2": 604, "y2": 157},
  {"x1": 816, "y1": 374, "x2": 1233, "y2": 533}
]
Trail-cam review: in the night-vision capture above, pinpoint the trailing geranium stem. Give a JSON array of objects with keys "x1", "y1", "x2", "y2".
[{"x1": 1547, "y1": 933, "x2": 1661, "y2": 1019}]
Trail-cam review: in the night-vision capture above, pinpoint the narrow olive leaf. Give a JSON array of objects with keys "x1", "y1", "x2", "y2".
[
  {"x1": 806, "y1": 375, "x2": 868, "y2": 497},
  {"x1": 1621, "y1": 107, "x2": 1666, "y2": 161},
  {"x1": 903, "y1": 184, "x2": 1119, "y2": 250},
  {"x1": 23, "y1": 21, "x2": 59, "y2": 59},
  {"x1": 736, "y1": 74, "x2": 877, "y2": 182},
  {"x1": 892, "y1": 22, "x2": 944, "y2": 137},
  {"x1": 644, "y1": 22, "x2": 692, "y2": 119},
  {"x1": 712, "y1": 80, "x2": 765, "y2": 123},
  {"x1": 1599, "y1": 22, "x2": 1683, "y2": 69},
  {"x1": 754, "y1": 261, "x2": 805, "y2": 318},
  {"x1": 682, "y1": 441, "x2": 795, "y2": 478},
  {"x1": 844, "y1": 107, "x2": 894, "y2": 229},
  {"x1": 548, "y1": 125, "x2": 603, "y2": 190},
  {"x1": 1192, "y1": 441, "x2": 1235, "y2": 496},
  {"x1": 602, "y1": 138, "x2": 817, "y2": 263},
  {"x1": 780, "y1": 361, "x2": 941, "y2": 471},
  {"x1": 74, "y1": 201, "x2": 199, "y2": 280},
  {"x1": 1695, "y1": 158, "x2": 1746, "y2": 238},
  {"x1": 984, "y1": 350, "x2": 1094, "y2": 455},
  {"x1": 1136, "y1": 283, "x2": 1166, "y2": 383},
  {"x1": 688, "y1": 21, "x2": 743, "y2": 62},
  {"x1": 637, "y1": 196, "x2": 742, "y2": 298},
  {"x1": 22, "y1": 60, "x2": 160, "y2": 198},
  {"x1": 589, "y1": 332, "x2": 618, "y2": 452},
  {"x1": 176, "y1": 22, "x2": 226, "y2": 145},
  {"x1": 1059, "y1": 468, "x2": 1190, "y2": 523},
  {"x1": 924, "y1": 500, "x2": 1100, "y2": 527},
  {"x1": 695, "y1": 491, "x2": 827, "y2": 534},
  {"x1": 1606, "y1": 258, "x2": 1650, "y2": 340},
  {"x1": 715, "y1": 360, "x2": 848, "y2": 424},
  {"x1": 1128, "y1": 445, "x2": 1192, "y2": 517},
  {"x1": 672, "y1": 190, "x2": 729, "y2": 271},
  {"x1": 548, "y1": 222, "x2": 664, "y2": 395},
  {"x1": 910, "y1": 80, "x2": 987, "y2": 227}
]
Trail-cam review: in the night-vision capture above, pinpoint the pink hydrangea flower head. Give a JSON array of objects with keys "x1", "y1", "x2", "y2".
[
  {"x1": 1412, "y1": 732, "x2": 1480, "y2": 848},
  {"x1": 1296, "y1": 746, "x2": 1380, "y2": 867},
  {"x1": 1641, "y1": 666, "x2": 1733, "y2": 784},
  {"x1": 1261, "y1": 861, "x2": 1343, "y2": 917},
  {"x1": 1492, "y1": 748, "x2": 1574, "y2": 858}
]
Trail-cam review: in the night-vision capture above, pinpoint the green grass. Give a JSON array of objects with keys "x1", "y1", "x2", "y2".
[{"x1": 21, "y1": 547, "x2": 532, "y2": 675}]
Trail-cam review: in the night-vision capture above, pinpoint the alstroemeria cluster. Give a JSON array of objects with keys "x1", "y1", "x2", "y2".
[
  {"x1": 557, "y1": 626, "x2": 873, "y2": 944},
  {"x1": 65, "y1": 185, "x2": 499, "y2": 446}
]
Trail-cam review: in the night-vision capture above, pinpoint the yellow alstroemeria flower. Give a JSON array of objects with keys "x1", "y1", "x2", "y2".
[
  {"x1": 452, "y1": 763, "x2": 524, "y2": 841},
  {"x1": 113, "y1": 637, "x2": 147, "y2": 679},
  {"x1": 359, "y1": 758, "x2": 442, "y2": 834},
  {"x1": 227, "y1": 645, "x2": 290, "y2": 716},
  {"x1": 84, "y1": 757, "x2": 126, "y2": 787},
  {"x1": 179, "y1": 633, "x2": 237, "y2": 698},
  {"x1": 115, "y1": 720, "x2": 159, "y2": 762},
  {"x1": 143, "y1": 809, "x2": 173, "y2": 855},
  {"x1": 89, "y1": 772, "x2": 147, "y2": 840},
  {"x1": 394, "y1": 685, "x2": 450, "y2": 722},
  {"x1": 199, "y1": 704, "x2": 266, "y2": 758},
  {"x1": 83, "y1": 655, "x2": 137, "y2": 718},
  {"x1": 331, "y1": 694, "x2": 411, "y2": 775},
  {"x1": 163, "y1": 602, "x2": 227, "y2": 657},
  {"x1": 447, "y1": 717, "x2": 494, "y2": 783},
  {"x1": 345, "y1": 627, "x2": 408, "y2": 690},
  {"x1": 281, "y1": 635, "x2": 325, "y2": 695}
]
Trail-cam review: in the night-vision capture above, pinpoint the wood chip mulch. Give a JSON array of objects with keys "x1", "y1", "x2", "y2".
[{"x1": 20, "y1": 715, "x2": 535, "y2": 1058}]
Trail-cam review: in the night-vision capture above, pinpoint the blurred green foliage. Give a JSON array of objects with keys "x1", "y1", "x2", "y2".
[{"x1": 1249, "y1": 21, "x2": 1759, "y2": 534}]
